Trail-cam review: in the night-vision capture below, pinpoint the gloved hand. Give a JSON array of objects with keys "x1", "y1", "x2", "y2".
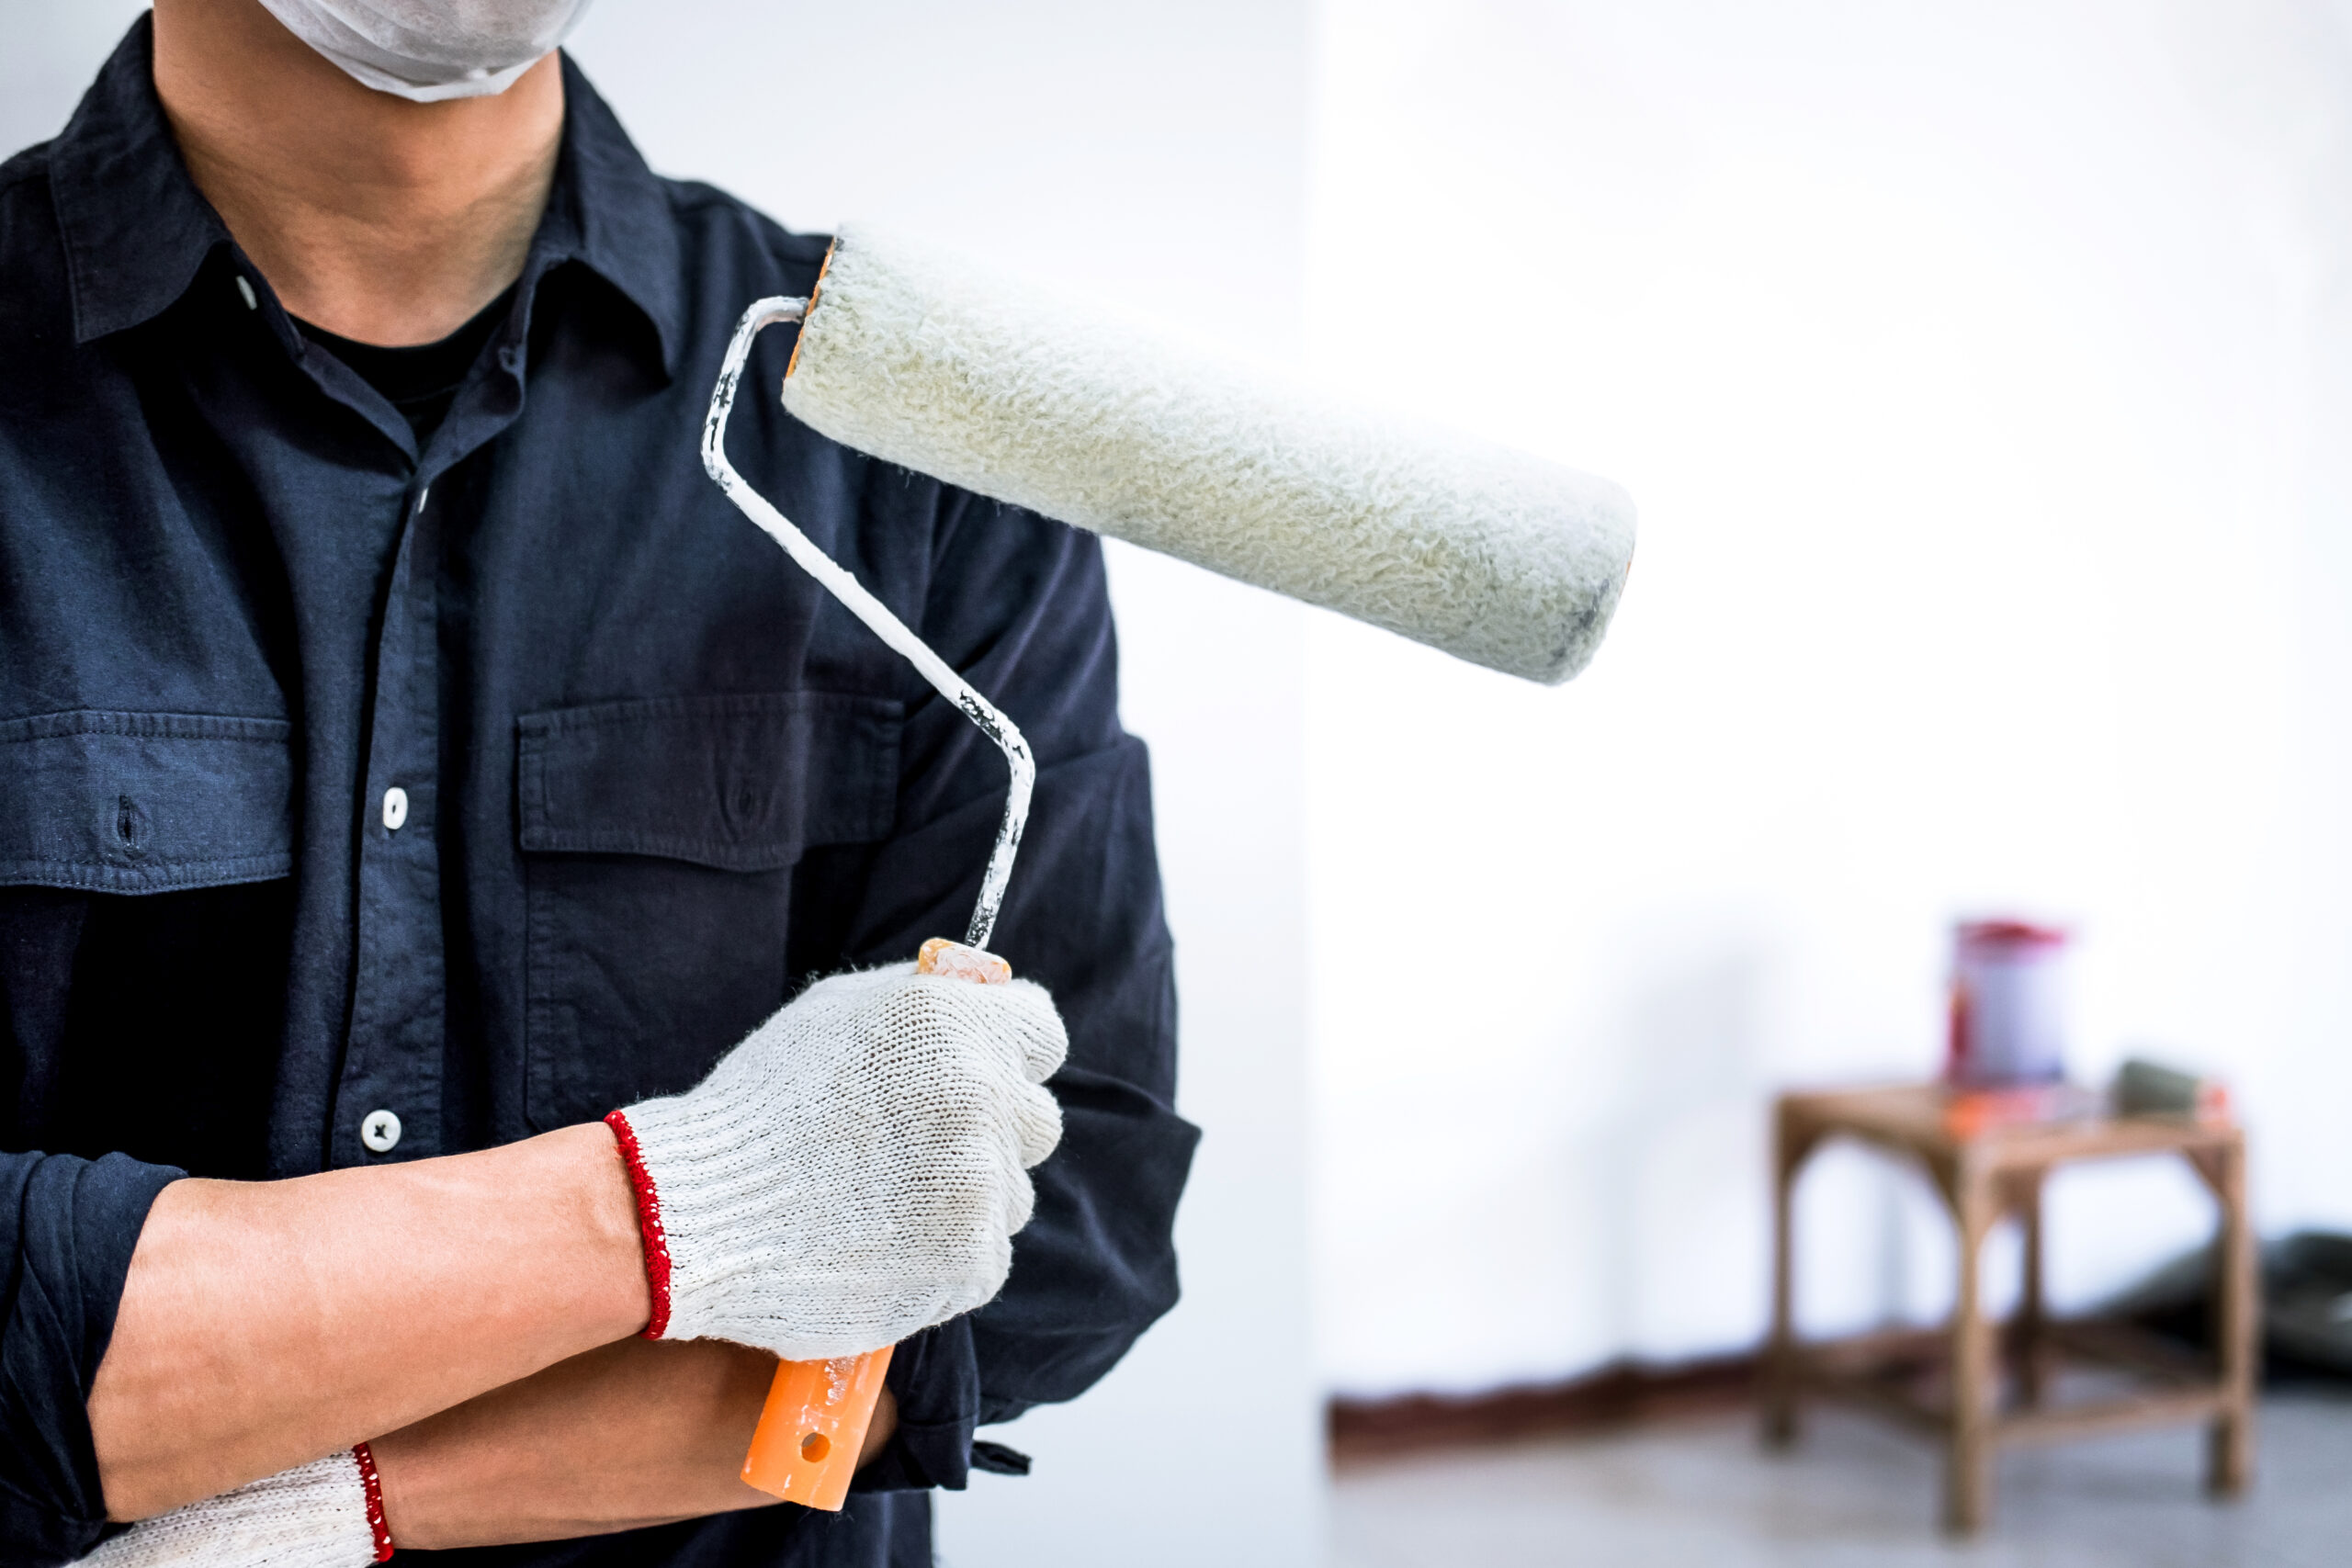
[
  {"x1": 80, "y1": 1448, "x2": 391, "y2": 1567},
  {"x1": 605, "y1": 959, "x2": 1068, "y2": 1360}
]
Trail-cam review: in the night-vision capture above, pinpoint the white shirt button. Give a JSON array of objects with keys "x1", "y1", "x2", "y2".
[
  {"x1": 382, "y1": 785, "x2": 409, "y2": 831},
  {"x1": 235, "y1": 276, "x2": 257, "y2": 311},
  {"x1": 360, "y1": 1109, "x2": 402, "y2": 1154}
]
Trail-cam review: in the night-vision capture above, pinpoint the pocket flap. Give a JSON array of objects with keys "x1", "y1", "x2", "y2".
[
  {"x1": 517, "y1": 692, "x2": 901, "y2": 872},
  {"x1": 0, "y1": 710, "x2": 295, "y2": 893}
]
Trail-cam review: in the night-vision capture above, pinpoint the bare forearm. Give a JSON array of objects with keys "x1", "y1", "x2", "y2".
[
  {"x1": 89, "y1": 1122, "x2": 650, "y2": 1521},
  {"x1": 371, "y1": 1338, "x2": 899, "y2": 1550}
]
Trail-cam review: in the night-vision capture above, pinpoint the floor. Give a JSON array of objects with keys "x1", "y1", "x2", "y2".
[{"x1": 1329, "y1": 1393, "x2": 2352, "y2": 1567}]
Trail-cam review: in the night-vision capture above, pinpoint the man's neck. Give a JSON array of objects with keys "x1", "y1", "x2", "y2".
[{"x1": 152, "y1": 0, "x2": 563, "y2": 346}]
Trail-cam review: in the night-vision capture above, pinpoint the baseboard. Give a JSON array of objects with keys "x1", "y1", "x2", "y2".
[{"x1": 1328, "y1": 1351, "x2": 1759, "y2": 1465}]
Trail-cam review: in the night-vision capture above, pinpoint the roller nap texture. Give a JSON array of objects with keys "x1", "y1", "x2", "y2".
[{"x1": 782, "y1": 225, "x2": 1637, "y2": 684}]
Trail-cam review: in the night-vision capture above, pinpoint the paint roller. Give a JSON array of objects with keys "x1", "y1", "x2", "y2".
[{"x1": 704, "y1": 225, "x2": 1638, "y2": 1506}]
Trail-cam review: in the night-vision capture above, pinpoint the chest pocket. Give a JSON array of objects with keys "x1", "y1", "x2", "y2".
[
  {"x1": 0, "y1": 710, "x2": 294, "y2": 892},
  {"x1": 0, "y1": 711, "x2": 294, "y2": 1174},
  {"x1": 516, "y1": 692, "x2": 900, "y2": 1130}
]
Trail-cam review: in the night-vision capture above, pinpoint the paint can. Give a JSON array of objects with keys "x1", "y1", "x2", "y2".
[{"x1": 1945, "y1": 920, "x2": 2069, "y2": 1086}]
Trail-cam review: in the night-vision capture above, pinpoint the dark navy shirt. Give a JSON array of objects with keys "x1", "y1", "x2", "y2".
[{"x1": 0, "y1": 20, "x2": 1195, "y2": 1567}]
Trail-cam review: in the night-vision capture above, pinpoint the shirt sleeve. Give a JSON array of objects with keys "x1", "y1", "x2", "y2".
[
  {"x1": 795, "y1": 490, "x2": 1200, "y2": 1491},
  {"x1": 0, "y1": 1148, "x2": 182, "y2": 1563}
]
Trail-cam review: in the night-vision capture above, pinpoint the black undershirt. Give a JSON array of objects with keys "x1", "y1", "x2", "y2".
[{"x1": 296, "y1": 284, "x2": 515, "y2": 446}]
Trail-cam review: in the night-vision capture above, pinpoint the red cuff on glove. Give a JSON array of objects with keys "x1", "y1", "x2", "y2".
[
  {"x1": 604, "y1": 1109, "x2": 674, "y2": 1339},
  {"x1": 353, "y1": 1442, "x2": 394, "y2": 1562}
]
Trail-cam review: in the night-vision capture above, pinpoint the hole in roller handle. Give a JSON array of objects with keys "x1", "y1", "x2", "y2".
[{"x1": 741, "y1": 1346, "x2": 895, "y2": 1509}]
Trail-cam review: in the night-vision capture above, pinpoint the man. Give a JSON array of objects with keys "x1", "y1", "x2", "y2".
[{"x1": 0, "y1": 0, "x2": 1196, "y2": 1562}]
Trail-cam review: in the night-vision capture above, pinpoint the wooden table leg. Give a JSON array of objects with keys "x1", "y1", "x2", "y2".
[
  {"x1": 1762, "y1": 1102, "x2": 1804, "y2": 1449},
  {"x1": 2205, "y1": 1135, "x2": 2256, "y2": 1497},
  {"x1": 2015, "y1": 1169, "x2": 2046, "y2": 1409},
  {"x1": 1945, "y1": 1156, "x2": 1995, "y2": 1536}
]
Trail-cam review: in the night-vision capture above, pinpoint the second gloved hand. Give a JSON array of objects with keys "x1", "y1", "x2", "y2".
[
  {"x1": 78, "y1": 1449, "x2": 390, "y2": 1567},
  {"x1": 606, "y1": 960, "x2": 1068, "y2": 1360}
]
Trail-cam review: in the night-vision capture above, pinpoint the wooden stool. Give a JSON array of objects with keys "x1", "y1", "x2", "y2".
[{"x1": 1761, "y1": 1084, "x2": 2256, "y2": 1535}]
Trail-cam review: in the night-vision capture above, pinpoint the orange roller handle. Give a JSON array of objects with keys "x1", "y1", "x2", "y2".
[
  {"x1": 739, "y1": 938, "x2": 1012, "y2": 1508},
  {"x1": 741, "y1": 1346, "x2": 895, "y2": 1507}
]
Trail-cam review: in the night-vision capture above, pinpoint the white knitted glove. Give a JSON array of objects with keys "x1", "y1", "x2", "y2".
[
  {"x1": 80, "y1": 1448, "x2": 391, "y2": 1567},
  {"x1": 605, "y1": 958, "x2": 1068, "y2": 1359}
]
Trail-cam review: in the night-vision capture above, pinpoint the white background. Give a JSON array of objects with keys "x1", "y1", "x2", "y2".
[{"x1": 1307, "y1": 0, "x2": 2352, "y2": 1398}]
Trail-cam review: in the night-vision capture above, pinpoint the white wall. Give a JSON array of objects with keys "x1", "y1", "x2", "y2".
[
  {"x1": 4, "y1": 6, "x2": 1324, "y2": 1563},
  {"x1": 1308, "y1": 0, "x2": 2352, "y2": 1396},
  {"x1": 0, "y1": 0, "x2": 146, "y2": 153}
]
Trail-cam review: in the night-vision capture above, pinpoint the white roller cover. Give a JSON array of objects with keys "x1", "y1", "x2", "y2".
[{"x1": 781, "y1": 225, "x2": 1637, "y2": 685}]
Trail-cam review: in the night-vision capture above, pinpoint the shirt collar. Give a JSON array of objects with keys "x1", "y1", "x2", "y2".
[
  {"x1": 48, "y1": 16, "x2": 229, "y2": 345},
  {"x1": 539, "y1": 52, "x2": 684, "y2": 379},
  {"x1": 50, "y1": 17, "x2": 684, "y2": 378}
]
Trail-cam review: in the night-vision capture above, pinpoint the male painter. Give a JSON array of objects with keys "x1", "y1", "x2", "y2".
[{"x1": 0, "y1": 1, "x2": 1195, "y2": 1563}]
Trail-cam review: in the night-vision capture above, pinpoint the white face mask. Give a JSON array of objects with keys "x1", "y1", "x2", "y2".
[{"x1": 254, "y1": 0, "x2": 596, "y2": 103}]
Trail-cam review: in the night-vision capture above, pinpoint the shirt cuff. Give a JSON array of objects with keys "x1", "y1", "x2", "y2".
[
  {"x1": 852, "y1": 1318, "x2": 979, "y2": 1493},
  {"x1": 0, "y1": 1151, "x2": 185, "y2": 1563}
]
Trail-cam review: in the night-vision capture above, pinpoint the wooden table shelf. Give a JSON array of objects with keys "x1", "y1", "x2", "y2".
[{"x1": 1762, "y1": 1084, "x2": 2255, "y2": 1535}]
